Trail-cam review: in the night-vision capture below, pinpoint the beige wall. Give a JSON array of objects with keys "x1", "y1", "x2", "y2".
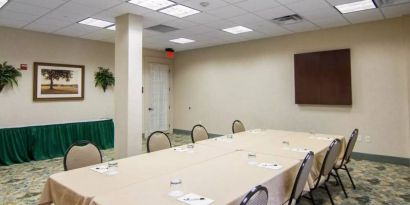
[
  {"x1": 174, "y1": 17, "x2": 410, "y2": 158},
  {"x1": 0, "y1": 27, "x2": 173, "y2": 133}
]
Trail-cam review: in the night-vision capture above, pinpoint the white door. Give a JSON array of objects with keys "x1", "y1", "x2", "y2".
[{"x1": 148, "y1": 63, "x2": 170, "y2": 134}]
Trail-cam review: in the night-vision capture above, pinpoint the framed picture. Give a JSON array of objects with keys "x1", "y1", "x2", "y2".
[{"x1": 33, "y1": 62, "x2": 85, "y2": 101}]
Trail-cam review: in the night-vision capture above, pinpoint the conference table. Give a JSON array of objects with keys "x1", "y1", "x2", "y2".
[{"x1": 38, "y1": 129, "x2": 346, "y2": 205}]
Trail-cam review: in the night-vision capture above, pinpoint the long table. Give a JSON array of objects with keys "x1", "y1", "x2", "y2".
[{"x1": 38, "y1": 129, "x2": 346, "y2": 205}]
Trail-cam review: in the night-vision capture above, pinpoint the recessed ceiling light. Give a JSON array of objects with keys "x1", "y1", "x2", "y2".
[
  {"x1": 222, "y1": 26, "x2": 253, "y2": 34},
  {"x1": 170, "y1": 38, "x2": 195, "y2": 44},
  {"x1": 128, "y1": 0, "x2": 175, "y2": 11},
  {"x1": 106, "y1": 25, "x2": 116, "y2": 30},
  {"x1": 335, "y1": 0, "x2": 377, "y2": 14},
  {"x1": 0, "y1": 0, "x2": 8, "y2": 8},
  {"x1": 78, "y1": 18, "x2": 114, "y2": 28},
  {"x1": 160, "y1": 5, "x2": 200, "y2": 18}
]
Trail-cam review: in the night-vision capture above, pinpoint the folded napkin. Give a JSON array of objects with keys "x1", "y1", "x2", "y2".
[
  {"x1": 214, "y1": 137, "x2": 233, "y2": 142},
  {"x1": 178, "y1": 193, "x2": 214, "y2": 205},
  {"x1": 174, "y1": 147, "x2": 188, "y2": 152},
  {"x1": 90, "y1": 164, "x2": 108, "y2": 174},
  {"x1": 257, "y1": 163, "x2": 283, "y2": 170}
]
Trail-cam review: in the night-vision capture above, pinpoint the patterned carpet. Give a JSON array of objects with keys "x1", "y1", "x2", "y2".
[{"x1": 0, "y1": 134, "x2": 409, "y2": 205}]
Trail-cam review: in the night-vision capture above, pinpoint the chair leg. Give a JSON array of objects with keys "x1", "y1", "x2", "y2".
[
  {"x1": 335, "y1": 169, "x2": 348, "y2": 198},
  {"x1": 344, "y1": 165, "x2": 356, "y2": 189},
  {"x1": 309, "y1": 192, "x2": 316, "y2": 205},
  {"x1": 324, "y1": 183, "x2": 335, "y2": 205}
]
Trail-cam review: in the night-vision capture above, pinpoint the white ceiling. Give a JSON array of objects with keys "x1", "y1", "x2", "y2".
[{"x1": 0, "y1": 0, "x2": 410, "y2": 51}]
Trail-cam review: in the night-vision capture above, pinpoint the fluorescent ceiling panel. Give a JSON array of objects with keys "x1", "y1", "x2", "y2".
[
  {"x1": 170, "y1": 38, "x2": 195, "y2": 44},
  {"x1": 106, "y1": 25, "x2": 116, "y2": 30},
  {"x1": 160, "y1": 5, "x2": 200, "y2": 18},
  {"x1": 128, "y1": 0, "x2": 175, "y2": 11},
  {"x1": 0, "y1": 0, "x2": 8, "y2": 8},
  {"x1": 78, "y1": 18, "x2": 114, "y2": 28},
  {"x1": 335, "y1": 0, "x2": 377, "y2": 14},
  {"x1": 222, "y1": 26, "x2": 253, "y2": 34}
]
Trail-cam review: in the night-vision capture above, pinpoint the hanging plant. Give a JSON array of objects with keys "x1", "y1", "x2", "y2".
[
  {"x1": 0, "y1": 61, "x2": 22, "y2": 93},
  {"x1": 95, "y1": 67, "x2": 115, "y2": 92}
]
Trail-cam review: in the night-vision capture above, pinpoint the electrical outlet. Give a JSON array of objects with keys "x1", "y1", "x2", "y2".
[{"x1": 365, "y1": 135, "x2": 371, "y2": 143}]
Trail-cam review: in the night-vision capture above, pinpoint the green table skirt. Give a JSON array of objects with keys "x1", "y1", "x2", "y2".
[{"x1": 0, "y1": 119, "x2": 114, "y2": 166}]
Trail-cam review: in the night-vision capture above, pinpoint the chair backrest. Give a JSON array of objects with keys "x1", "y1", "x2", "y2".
[
  {"x1": 147, "y1": 131, "x2": 172, "y2": 153},
  {"x1": 64, "y1": 140, "x2": 102, "y2": 171},
  {"x1": 191, "y1": 124, "x2": 209, "y2": 143},
  {"x1": 341, "y1": 129, "x2": 359, "y2": 166},
  {"x1": 232, "y1": 120, "x2": 245, "y2": 134},
  {"x1": 240, "y1": 185, "x2": 269, "y2": 205},
  {"x1": 288, "y1": 151, "x2": 315, "y2": 205},
  {"x1": 315, "y1": 139, "x2": 341, "y2": 187}
]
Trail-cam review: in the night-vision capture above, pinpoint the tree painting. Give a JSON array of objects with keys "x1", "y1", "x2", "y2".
[{"x1": 41, "y1": 69, "x2": 72, "y2": 90}]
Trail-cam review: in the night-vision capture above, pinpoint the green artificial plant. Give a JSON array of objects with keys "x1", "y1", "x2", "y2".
[
  {"x1": 0, "y1": 61, "x2": 22, "y2": 93},
  {"x1": 95, "y1": 67, "x2": 115, "y2": 92}
]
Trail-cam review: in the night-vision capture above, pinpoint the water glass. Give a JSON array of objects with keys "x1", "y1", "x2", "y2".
[
  {"x1": 247, "y1": 152, "x2": 257, "y2": 165},
  {"x1": 187, "y1": 144, "x2": 194, "y2": 152},
  {"x1": 107, "y1": 161, "x2": 118, "y2": 175},
  {"x1": 168, "y1": 179, "x2": 184, "y2": 197}
]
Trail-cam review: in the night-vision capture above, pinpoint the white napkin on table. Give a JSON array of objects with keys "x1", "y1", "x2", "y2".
[
  {"x1": 178, "y1": 193, "x2": 214, "y2": 205},
  {"x1": 257, "y1": 163, "x2": 283, "y2": 170},
  {"x1": 90, "y1": 164, "x2": 108, "y2": 174}
]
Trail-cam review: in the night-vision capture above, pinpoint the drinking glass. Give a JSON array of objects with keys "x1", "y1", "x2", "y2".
[
  {"x1": 187, "y1": 144, "x2": 194, "y2": 152},
  {"x1": 247, "y1": 152, "x2": 257, "y2": 165},
  {"x1": 168, "y1": 179, "x2": 184, "y2": 197},
  {"x1": 227, "y1": 134, "x2": 233, "y2": 139},
  {"x1": 106, "y1": 161, "x2": 118, "y2": 175}
]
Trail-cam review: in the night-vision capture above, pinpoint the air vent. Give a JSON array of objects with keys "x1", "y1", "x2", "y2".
[
  {"x1": 145, "y1": 24, "x2": 179, "y2": 33},
  {"x1": 376, "y1": 0, "x2": 409, "y2": 7},
  {"x1": 272, "y1": 14, "x2": 303, "y2": 25}
]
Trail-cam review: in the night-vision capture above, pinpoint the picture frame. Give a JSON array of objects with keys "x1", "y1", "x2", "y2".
[{"x1": 33, "y1": 62, "x2": 85, "y2": 101}]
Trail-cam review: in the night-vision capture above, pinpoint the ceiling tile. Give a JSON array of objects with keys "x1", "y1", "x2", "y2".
[
  {"x1": 282, "y1": 21, "x2": 319, "y2": 32},
  {"x1": 228, "y1": 13, "x2": 265, "y2": 25},
  {"x1": 254, "y1": 5, "x2": 294, "y2": 20},
  {"x1": 70, "y1": 0, "x2": 123, "y2": 10},
  {"x1": 234, "y1": 0, "x2": 280, "y2": 12},
  {"x1": 0, "y1": 17, "x2": 30, "y2": 28},
  {"x1": 183, "y1": 12, "x2": 220, "y2": 24},
  {"x1": 203, "y1": 19, "x2": 238, "y2": 29},
  {"x1": 94, "y1": 3, "x2": 153, "y2": 22},
  {"x1": 162, "y1": 19, "x2": 198, "y2": 29},
  {"x1": 381, "y1": 3, "x2": 410, "y2": 18},
  {"x1": 244, "y1": 21, "x2": 291, "y2": 36},
  {"x1": 82, "y1": 29, "x2": 115, "y2": 41},
  {"x1": 286, "y1": 0, "x2": 330, "y2": 12},
  {"x1": 206, "y1": 5, "x2": 247, "y2": 18},
  {"x1": 2, "y1": 1, "x2": 51, "y2": 17},
  {"x1": 343, "y1": 9, "x2": 384, "y2": 24},
  {"x1": 181, "y1": 0, "x2": 229, "y2": 11},
  {"x1": 310, "y1": 16, "x2": 350, "y2": 28},
  {"x1": 13, "y1": 0, "x2": 68, "y2": 9},
  {"x1": 53, "y1": 24, "x2": 100, "y2": 37}
]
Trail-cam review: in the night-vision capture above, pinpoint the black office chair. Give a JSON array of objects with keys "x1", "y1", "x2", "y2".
[
  {"x1": 240, "y1": 185, "x2": 269, "y2": 205},
  {"x1": 287, "y1": 151, "x2": 315, "y2": 205}
]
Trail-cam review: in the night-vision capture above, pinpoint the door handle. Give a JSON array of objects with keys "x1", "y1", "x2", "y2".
[{"x1": 148, "y1": 107, "x2": 153, "y2": 111}]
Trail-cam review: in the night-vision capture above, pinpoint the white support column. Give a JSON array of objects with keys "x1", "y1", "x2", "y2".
[{"x1": 114, "y1": 14, "x2": 143, "y2": 159}]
